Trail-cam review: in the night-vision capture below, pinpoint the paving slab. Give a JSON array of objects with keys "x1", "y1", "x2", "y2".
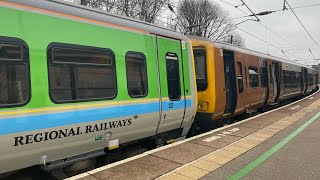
[
  {"x1": 216, "y1": 126, "x2": 259, "y2": 138},
  {"x1": 237, "y1": 120, "x2": 271, "y2": 129},
  {"x1": 158, "y1": 173, "x2": 192, "y2": 180},
  {"x1": 92, "y1": 155, "x2": 180, "y2": 180},
  {"x1": 190, "y1": 133, "x2": 241, "y2": 149},
  {"x1": 189, "y1": 159, "x2": 221, "y2": 172},
  {"x1": 174, "y1": 166, "x2": 209, "y2": 179},
  {"x1": 152, "y1": 142, "x2": 216, "y2": 164}
]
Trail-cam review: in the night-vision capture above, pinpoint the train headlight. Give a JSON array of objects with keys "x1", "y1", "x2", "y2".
[{"x1": 198, "y1": 101, "x2": 208, "y2": 111}]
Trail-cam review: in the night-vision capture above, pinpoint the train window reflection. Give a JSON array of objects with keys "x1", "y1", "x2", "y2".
[
  {"x1": 48, "y1": 43, "x2": 116, "y2": 103},
  {"x1": 193, "y1": 48, "x2": 207, "y2": 91},
  {"x1": 0, "y1": 38, "x2": 30, "y2": 107},
  {"x1": 166, "y1": 53, "x2": 181, "y2": 101},
  {"x1": 0, "y1": 43, "x2": 22, "y2": 61},
  {"x1": 249, "y1": 66, "x2": 259, "y2": 88},
  {"x1": 125, "y1": 52, "x2": 148, "y2": 98},
  {"x1": 236, "y1": 62, "x2": 244, "y2": 93}
]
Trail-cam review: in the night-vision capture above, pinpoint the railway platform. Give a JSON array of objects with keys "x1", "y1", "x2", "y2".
[{"x1": 68, "y1": 91, "x2": 320, "y2": 180}]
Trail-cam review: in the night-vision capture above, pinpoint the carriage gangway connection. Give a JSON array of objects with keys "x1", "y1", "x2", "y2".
[{"x1": 68, "y1": 90, "x2": 320, "y2": 180}]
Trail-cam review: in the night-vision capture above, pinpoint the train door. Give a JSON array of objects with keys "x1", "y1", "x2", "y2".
[
  {"x1": 272, "y1": 62, "x2": 280, "y2": 102},
  {"x1": 235, "y1": 61, "x2": 246, "y2": 113},
  {"x1": 223, "y1": 50, "x2": 237, "y2": 115},
  {"x1": 155, "y1": 36, "x2": 186, "y2": 134}
]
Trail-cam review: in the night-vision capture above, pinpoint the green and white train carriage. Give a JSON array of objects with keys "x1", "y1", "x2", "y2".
[{"x1": 0, "y1": 0, "x2": 197, "y2": 174}]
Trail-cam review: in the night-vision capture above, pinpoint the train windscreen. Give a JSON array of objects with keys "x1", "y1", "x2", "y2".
[{"x1": 193, "y1": 48, "x2": 207, "y2": 91}]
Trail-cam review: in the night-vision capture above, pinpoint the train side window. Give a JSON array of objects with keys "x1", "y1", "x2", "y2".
[
  {"x1": 165, "y1": 53, "x2": 181, "y2": 101},
  {"x1": 236, "y1": 62, "x2": 244, "y2": 93},
  {"x1": 125, "y1": 52, "x2": 148, "y2": 98},
  {"x1": 0, "y1": 37, "x2": 30, "y2": 107},
  {"x1": 193, "y1": 48, "x2": 207, "y2": 91},
  {"x1": 47, "y1": 43, "x2": 116, "y2": 103},
  {"x1": 249, "y1": 66, "x2": 259, "y2": 88}
]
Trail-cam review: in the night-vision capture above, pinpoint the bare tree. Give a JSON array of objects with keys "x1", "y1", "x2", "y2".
[
  {"x1": 76, "y1": 0, "x2": 117, "y2": 12},
  {"x1": 75, "y1": 0, "x2": 168, "y2": 23},
  {"x1": 223, "y1": 33, "x2": 245, "y2": 47},
  {"x1": 115, "y1": 0, "x2": 168, "y2": 23},
  {"x1": 114, "y1": 0, "x2": 139, "y2": 18},
  {"x1": 174, "y1": 0, "x2": 245, "y2": 46}
]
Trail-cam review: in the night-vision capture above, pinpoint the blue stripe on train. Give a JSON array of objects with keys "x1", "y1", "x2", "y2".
[{"x1": 0, "y1": 99, "x2": 192, "y2": 135}]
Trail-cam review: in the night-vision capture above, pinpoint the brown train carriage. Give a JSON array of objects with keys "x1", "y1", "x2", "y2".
[{"x1": 190, "y1": 36, "x2": 316, "y2": 128}]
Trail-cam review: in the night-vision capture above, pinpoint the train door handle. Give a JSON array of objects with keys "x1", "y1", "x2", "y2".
[{"x1": 164, "y1": 114, "x2": 167, "y2": 120}]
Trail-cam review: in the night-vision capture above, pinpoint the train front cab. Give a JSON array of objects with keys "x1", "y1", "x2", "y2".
[{"x1": 191, "y1": 39, "x2": 227, "y2": 129}]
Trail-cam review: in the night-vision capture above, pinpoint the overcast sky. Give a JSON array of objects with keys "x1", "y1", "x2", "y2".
[
  {"x1": 64, "y1": 0, "x2": 319, "y2": 65},
  {"x1": 210, "y1": 0, "x2": 320, "y2": 65}
]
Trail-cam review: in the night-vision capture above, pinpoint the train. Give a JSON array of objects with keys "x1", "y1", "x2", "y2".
[
  {"x1": 191, "y1": 36, "x2": 319, "y2": 129},
  {"x1": 0, "y1": 0, "x2": 318, "y2": 177}
]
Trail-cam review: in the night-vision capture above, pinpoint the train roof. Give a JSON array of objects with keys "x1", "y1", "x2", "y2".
[
  {"x1": 1, "y1": 0, "x2": 188, "y2": 41},
  {"x1": 189, "y1": 35, "x2": 313, "y2": 70}
]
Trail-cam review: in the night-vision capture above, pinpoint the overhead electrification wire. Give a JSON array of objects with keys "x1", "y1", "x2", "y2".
[
  {"x1": 240, "y1": 0, "x2": 260, "y2": 21},
  {"x1": 256, "y1": 22, "x2": 296, "y2": 48},
  {"x1": 281, "y1": 50, "x2": 290, "y2": 60},
  {"x1": 219, "y1": 0, "x2": 237, "y2": 7},
  {"x1": 220, "y1": 0, "x2": 309, "y2": 61},
  {"x1": 236, "y1": 27, "x2": 305, "y2": 62},
  {"x1": 220, "y1": 0, "x2": 297, "y2": 49},
  {"x1": 290, "y1": 3, "x2": 320, "y2": 10},
  {"x1": 309, "y1": 49, "x2": 317, "y2": 60},
  {"x1": 286, "y1": 1, "x2": 320, "y2": 48}
]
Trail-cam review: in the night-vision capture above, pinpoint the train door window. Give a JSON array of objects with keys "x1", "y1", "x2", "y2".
[
  {"x1": 296, "y1": 72, "x2": 301, "y2": 88},
  {"x1": 260, "y1": 67, "x2": 268, "y2": 87},
  {"x1": 193, "y1": 48, "x2": 207, "y2": 91},
  {"x1": 309, "y1": 73, "x2": 314, "y2": 86},
  {"x1": 0, "y1": 37, "x2": 30, "y2": 107},
  {"x1": 47, "y1": 43, "x2": 116, "y2": 103},
  {"x1": 249, "y1": 66, "x2": 259, "y2": 88},
  {"x1": 244, "y1": 66, "x2": 248, "y2": 88},
  {"x1": 165, "y1": 53, "x2": 181, "y2": 101},
  {"x1": 280, "y1": 66, "x2": 283, "y2": 85},
  {"x1": 236, "y1": 62, "x2": 244, "y2": 93},
  {"x1": 125, "y1": 52, "x2": 148, "y2": 98},
  {"x1": 269, "y1": 64, "x2": 273, "y2": 85},
  {"x1": 283, "y1": 70, "x2": 288, "y2": 88},
  {"x1": 290, "y1": 71, "x2": 295, "y2": 88},
  {"x1": 286, "y1": 71, "x2": 291, "y2": 88}
]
